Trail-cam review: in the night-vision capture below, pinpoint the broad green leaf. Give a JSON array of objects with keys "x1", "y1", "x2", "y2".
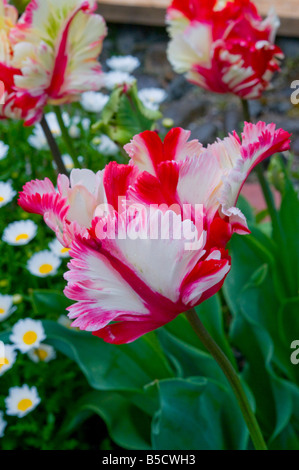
[
  {"x1": 237, "y1": 194, "x2": 255, "y2": 224},
  {"x1": 152, "y1": 377, "x2": 250, "y2": 450},
  {"x1": 277, "y1": 177, "x2": 299, "y2": 296},
  {"x1": 31, "y1": 289, "x2": 72, "y2": 317},
  {"x1": 42, "y1": 320, "x2": 174, "y2": 394},
  {"x1": 62, "y1": 391, "x2": 152, "y2": 450}
]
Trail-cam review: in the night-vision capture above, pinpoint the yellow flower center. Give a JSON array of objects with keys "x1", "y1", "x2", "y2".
[
  {"x1": 39, "y1": 264, "x2": 53, "y2": 275},
  {"x1": 35, "y1": 349, "x2": 48, "y2": 361},
  {"x1": 17, "y1": 398, "x2": 33, "y2": 412},
  {"x1": 0, "y1": 358, "x2": 9, "y2": 369},
  {"x1": 15, "y1": 233, "x2": 29, "y2": 242},
  {"x1": 60, "y1": 248, "x2": 70, "y2": 254},
  {"x1": 0, "y1": 196, "x2": 4, "y2": 203},
  {"x1": 23, "y1": 331, "x2": 38, "y2": 345},
  {"x1": 0, "y1": 308, "x2": 5, "y2": 314}
]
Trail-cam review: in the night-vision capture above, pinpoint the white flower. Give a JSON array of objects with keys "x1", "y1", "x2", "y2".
[
  {"x1": 97, "y1": 135, "x2": 119, "y2": 156},
  {"x1": 10, "y1": 318, "x2": 46, "y2": 353},
  {"x1": 106, "y1": 55, "x2": 140, "y2": 73},
  {"x1": 0, "y1": 141, "x2": 9, "y2": 160},
  {"x1": 2, "y1": 220, "x2": 37, "y2": 246},
  {"x1": 104, "y1": 71, "x2": 135, "y2": 90},
  {"x1": 27, "y1": 344, "x2": 56, "y2": 363},
  {"x1": 27, "y1": 250, "x2": 61, "y2": 277},
  {"x1": 0, "y1": 181, "x2": 16, "y2": 208},
  {"x1": 5, "y1": 385, "x2": 41, "y2": 418},
  {"x1": 81, "y1": 91, "x2": 109, "y2": 113},
  {"x1": 49, "y1": 238, "x2": 70, "y2": 258},
  {"x1": 0, "y1": 411, "x2": 7, "y2": 438},
  {"x1": 82, "y1": 118, "x2": 91, "y2": 131},
  {"x1": 0, "y1": 344, "x2": 17, "y2": 376},
  {"x1": 28, "y1": 112, "x2": 70, "y2": 150},
  {"x1": 0, "y1": 294, "x2": 16, "y2": 322},
  {"x1": 138, "y1": 88, "x2": 167, "y2": 111},
  {"x1": 62, "y1": 154, "x2": 74, "y2": 171},
  {"x1": 69, "y1": 125, "x2": 80, "y2": 139}
]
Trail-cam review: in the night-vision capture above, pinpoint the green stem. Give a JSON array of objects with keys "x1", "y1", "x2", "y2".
[
  {"x1": 54, "y1": 107, "x2": 81, "y2": 168},
  {"x1": 40, "y1": 115, "x2": 68, "y2": 176},
  {"x1": 186, "y1": 308, "x2": 267, "y2": 450}
]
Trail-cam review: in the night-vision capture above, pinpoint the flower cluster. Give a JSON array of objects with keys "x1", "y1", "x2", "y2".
[
  {"x1": 166, "y1": 0, "x2": 283, "y2": 99},
  {"x1": 0, "y1": 0, "x2": 107, "y2": 125},
  {"x1": 18, "y1": 123, "x2": 291, "y2": 343}
]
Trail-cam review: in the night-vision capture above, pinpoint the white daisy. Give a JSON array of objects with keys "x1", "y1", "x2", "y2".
[
  {"x1": 0, "y1": 411, "x2": 7, "y2": 438},
  {"x1": 5, "y1": 385, "x2": 41, "y2": 418},
  {"x1": 10, "y1": 318, "x2": 46, "y2": 353},
  {"x1": 2, "y1": 220, "x2": 37, "y2": 246},
  {"x1": 27, "y1": 250, "x2": 61, "y2": 277},
  {"x1": 104, "y1": 71, "x2": 135, "y2": 90},
  {"x1": 28, "y1": 344, "x2": 56, "y2": 363},
  {"x1": 106, "y1": 55, "x2": 140, "y2": 74},
  {"x1": 96, "y1": 135, "x2": 119, "y2": 156},
  {"x1": 49, "y1": 238, "x2": 70, "y2": 258},
  {"x1": 0, "y1": 141, "x2": 9, "y2": 160},
  {"x1": 0, "y1": 181, "x2": 17, "y2": 208},
  {"x1": 138, "y1": 88, "x2": 167, "y2": 111},
  {"x1": 81, "y1": 91, "x2": 109, "y2": 113},
  {"x1": 0, "y1": 294, "x2": 16, "y2": 322},
  {"x1": 0, "y1": 344, "x2": 17, "y2": 376}
]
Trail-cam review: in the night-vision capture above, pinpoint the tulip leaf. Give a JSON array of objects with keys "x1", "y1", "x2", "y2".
[
  {"x1": 42, "y1": 320, "x2": 174, "y2": 393},
  {"x1": 276, "y1": 176, "x2": 299, "y2": 296},
  {"x1": 152, "y1": 377, "x2": 250, "y2": 450},
  {"x1": 31, "y1": 289, "x2": 72, "y2": 317},
  {"x1": 223, "y1": 227, "x2": 299, "y2": 446},
  {"x1": 61, "y1": 391, "x2": 152, "y2": 450}
]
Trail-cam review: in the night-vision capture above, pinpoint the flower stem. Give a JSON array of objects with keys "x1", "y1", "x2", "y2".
[
  {"x1": 54, "y1": 107, "x2": 81, "y2": 168},
  {"x1": 186, "y1": 308, "x2": 267, "y2": 450},
  {"x1": 40, "y1": 115, "x2": 68, "y2": 176}
]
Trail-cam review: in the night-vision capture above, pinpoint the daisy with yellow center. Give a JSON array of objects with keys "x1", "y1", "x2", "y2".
[
  {"x1": 0, "y1": 294, "x2": 16, "y2": 322},
  {"x1": 49, "y1": 238, "x2": 71, "y2": 259},
  {"x1": 0, "y1": 344, "x2": 17, "y2": 376},
  {"x1": 0, "y1": 181, "x2": 16, "y2": 208},
  {"x1": 10, "y1": 318, "x2": 46, "y2": 353},
  {"x1": 5, "y1": 385, "x2": 40, "y2": 418},
  {"x1": 2, "y1": 220, "x2": 37, "y2": 246},
  {"x1": 27, "y1": 250, "x2": 61, "y2": 278},
  {"x1": 0, "y1": 411, "x2": 7, "y2": 438},
  {"x1": 28, "y1": 343, "x2": 56, "y2": 363}
]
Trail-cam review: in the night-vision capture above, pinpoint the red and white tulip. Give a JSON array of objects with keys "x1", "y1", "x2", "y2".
[
  {"x1": 166, "y1": 0, "x2": 283, "y2": 99},
  {"x1": 0, "y1": 0, "x2": 107, "y2": 125},
  {"x1": 18, "y1": 123, "x2": 291, "y2": 343}
]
